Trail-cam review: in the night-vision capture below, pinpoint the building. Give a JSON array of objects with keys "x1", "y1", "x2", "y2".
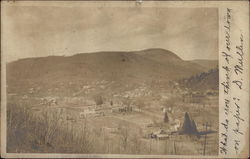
[
  {"x1": 79, "y1": 108, "x2": 96, "y2": 118},
  {"x1": 149, "y1": 129, "x2": 169, "y2": 140}
]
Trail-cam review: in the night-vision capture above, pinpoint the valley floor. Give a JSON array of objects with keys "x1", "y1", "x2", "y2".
[{"x1": 7, "y1": 91, "x2": 218, "y2": 155}]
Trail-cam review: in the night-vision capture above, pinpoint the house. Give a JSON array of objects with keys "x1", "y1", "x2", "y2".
[
  {"x1": 149, "y1": 129, "x2": 169, "y2": 140},
  {"x1": 110, "y1": 106, "x2": 133, "y2": 113},
  {"x1": 102, "y1": 127, "x2": 119, "y2": 134},
  {"x1": 66, "y1": 116, "x2": 76, "y2": 122},
  {"x1": 162, "y1": 107, "x2": 172, "y2": 113},
  {"x1": 79, "y1": 108, "x2": 96, "y2": 118},
  {"x1": 22, "y1": 95, "x2": 28, "y2": 99},
  {"x1": 40, "y1": 97, "x2": 58, "y2": 106},
  {"x1": 156, "y1": 134, "x2": 169, "y2": 140},
  {"x1": 133, "y1": 107, "x2": 142, "y2": 112},
  {"x1": 170, "y1": 119, "x2": 181, "y2": 131},
  {"x1": 119, "y1": 106, "x2": 132, "y2": 113}
]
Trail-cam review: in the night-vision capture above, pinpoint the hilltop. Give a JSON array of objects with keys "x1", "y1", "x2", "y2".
[{"x1": 7, "y1": 48, "x2": 205, "y2": 83}]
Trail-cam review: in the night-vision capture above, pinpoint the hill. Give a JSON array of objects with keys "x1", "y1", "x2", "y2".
[
  {"x1": 189, "y1": 59, "x2": 218, "y2": 71},
  {"x1": 7, "y1": 48, "x2": 206, "y2": 82},
  {"x1": 7, "y1": 48, "x2": 209, "y2": 97},
  {"x1": 179, "y1": 68, "x2": 219, "y2": 91}
]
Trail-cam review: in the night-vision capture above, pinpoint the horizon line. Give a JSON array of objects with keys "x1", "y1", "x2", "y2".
[{"x1": 6, "y1": 48, "x2": 218, "y2": 63}]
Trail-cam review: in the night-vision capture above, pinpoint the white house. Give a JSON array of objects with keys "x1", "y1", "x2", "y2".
[{"x1": 80, "y1": 108, "x2": 96, "y2": 118}]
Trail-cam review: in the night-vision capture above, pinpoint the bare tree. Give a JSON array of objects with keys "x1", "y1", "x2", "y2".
[
  {"x1": 120, "y1": 126, "x2": 130, "y2": 152},
  {"x1": 78, "y1": 118, "x2": 93, "y2": 153},
  {"x1": 131, "y1": 132, "x2": 141, "y2": 154},
  {"x1": 35, "y1": 108, "x2": 62, "y2": 149},
  {"x1": 7, "y1": 103, "x2": 32, "y2": 152}
]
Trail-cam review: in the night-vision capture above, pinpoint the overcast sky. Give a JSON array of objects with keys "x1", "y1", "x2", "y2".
[{"x1": 2, "y1": 3, "x2": 218, "y2": 62}]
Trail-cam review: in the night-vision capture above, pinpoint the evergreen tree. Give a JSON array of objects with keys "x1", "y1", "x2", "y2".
[
  {"x1": 181, "y1": 112, "x2": 198, "y2": 134},
  {"x1": 164, "y1": 112, "x2": 169, "y2": 123}
]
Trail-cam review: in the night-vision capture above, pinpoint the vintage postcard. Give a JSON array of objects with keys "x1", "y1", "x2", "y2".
[{"x1": 1, "y1": 0, "x2": 249, "y2": 158}]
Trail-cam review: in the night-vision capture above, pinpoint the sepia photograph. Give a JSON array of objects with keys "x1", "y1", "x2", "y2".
[{"x1": 1, "y1": 0, "x2": 248, "y2": 158}]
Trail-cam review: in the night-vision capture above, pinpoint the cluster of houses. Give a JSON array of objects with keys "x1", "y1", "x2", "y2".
[
  {"x1": 144, "y1": 106, "x2": 182, "y2": 140},
  {"x1": 180, "y1": 90, "x2": 217, "y2": 103},
  {"x1": 40, "y1": 97, "x2": 58, "y2": 106},
  {"x1": 78, "y1": 104, "x2": 141, "y2": 118},
  {"x1": 148, "y1": 129, "x2": 170, "y2": 140},
  {"x1": 122, "y1": 87, "x2": 152, "y2": 98}
]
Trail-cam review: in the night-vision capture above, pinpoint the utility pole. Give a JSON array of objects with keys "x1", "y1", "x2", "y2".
[
  {"x1": 203, "y1": 122, "x2": 208, "y2": 155},
  {"x1": 173, "y1": 140, "x2": 177, "y2": 155},
  {"x1": 164, "y1": 140, "x2": 168, "y2": 154},
  {"x1": 149, "y1": 138, "x2": 152, "y2": 154}
]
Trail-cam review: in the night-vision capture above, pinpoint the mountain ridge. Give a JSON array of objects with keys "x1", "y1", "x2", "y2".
[
  {"x1": 7, "y1": 48, "x2": 216, "y2": 97},
  {"x1": 7, "y1": 48, "x2": 205, "y2": 81}
]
